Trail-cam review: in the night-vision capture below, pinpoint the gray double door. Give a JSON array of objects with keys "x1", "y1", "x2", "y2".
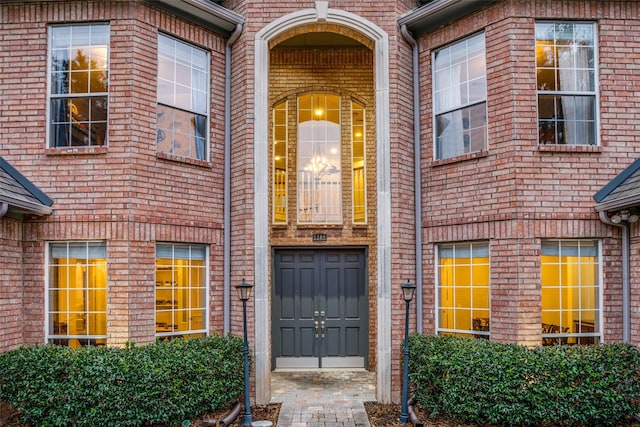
[{"x1": 273, "y1": 249, "x2": 368, "y2": 369}]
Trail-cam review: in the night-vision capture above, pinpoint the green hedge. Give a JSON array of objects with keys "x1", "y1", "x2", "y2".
[
  {"x1": 0, "y1": 335, "x2": 245, "y2": 427},
  {"x1": 409, "y1": 334, "x2": 640, "y2": 426}
]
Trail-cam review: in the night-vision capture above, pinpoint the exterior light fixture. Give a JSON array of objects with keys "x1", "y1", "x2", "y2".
[
  {"x1": 610, "y1": 210, "x2": 639, "y2": 224},
  {"x1": 235, "y1": 278, "x2": 253, "y2": 426},
  {"x1": 400, "y1": 279, "x2": 416, "y2": 424},
  {"x1": 401, "y1": 279, "x2": 416, "y2": 303}
]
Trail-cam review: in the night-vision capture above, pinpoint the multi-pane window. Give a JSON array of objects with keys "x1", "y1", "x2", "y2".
[
  {"x1": 157, "y1": 34, "x2": 209, "y2": 160},
  {"x1": 297, "y1": 94, "x2": 342, "y2": 224},
  {"x1": 437, "y1": 242, "x2": 490, "y2": 338},
  {"x1": 351, "y1": 101, "x2": 367, "y2": 224},
  {"x1": 536, "y1": 22, "x2": 597, "y2": 145},
  {"x1": 47, "y1": 242, "x2": 107, "y2": 347},
  {"x1": 433, "y1": 32, "x2": 487, "y2": 160},
  {"x1": 273, "y1": 101, "x2": 288, "y2": 224},
  {"x1": 155, "y1": 244, "x2": 207, "y2": 339},
  {"x1": 541, "y1": 240, "x2": 600, "y2": 345},
  {"x1": 49, "y1": 24, "x2": 109, "y2": 147}
]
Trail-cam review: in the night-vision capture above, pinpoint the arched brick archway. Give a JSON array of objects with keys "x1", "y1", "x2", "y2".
[{"x1": 253, "y1": 1, "x2": 391, "y2": 404}]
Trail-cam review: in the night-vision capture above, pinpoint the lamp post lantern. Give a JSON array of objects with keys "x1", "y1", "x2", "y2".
[
  {"x1": 235, "y1": 278, "x2": 253, "y2": 426},
  {"x1": 400, "y1": 279, "x2": 416, "y2": 424}
]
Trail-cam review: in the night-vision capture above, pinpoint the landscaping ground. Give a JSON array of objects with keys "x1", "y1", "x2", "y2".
[{"x1": 4, "y1": 401, "x2": 640, "y2": 426}]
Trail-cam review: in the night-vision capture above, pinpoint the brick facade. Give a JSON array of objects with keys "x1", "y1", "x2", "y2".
[
  {"x1": 2, "y1": 0, "x2": 640, "y2": 405},
  {"x1": 419, "y1": 0, "x2": 640, "y2": 347},
  {"x1": 1, "y1": 0, "x2": 227, "y2": 347}
]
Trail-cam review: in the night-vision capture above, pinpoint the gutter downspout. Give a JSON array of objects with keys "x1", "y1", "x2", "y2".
[
  {"x1": 598, "y1": 210, "x2": 631, "y2": 344},
  {"x1": 0, "y1": 202, "x2": 8, "y2": 217},
  {"x1": 400, "y1": 24, "x2": 423, "y2": 333},
  {"x1": 224, "y1": 23, "x2": 243, "y2": 334}
]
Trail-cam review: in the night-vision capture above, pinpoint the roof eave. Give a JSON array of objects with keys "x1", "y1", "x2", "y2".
[
  {"x1": 148, "y1": 0, "x2": 243, "y2": 36},
  {"x1": 398, "y1": 0, "x2": 497, "y2": 36},
  {"x1": 594, "y1": 194, "x2": 640, "y2": 213},
  {"x1": 0, "y1": 196, "x2": 53, "y2": 216},
  {"x1": 593, "y1": 157, "x2": 640, "y2": 204}
]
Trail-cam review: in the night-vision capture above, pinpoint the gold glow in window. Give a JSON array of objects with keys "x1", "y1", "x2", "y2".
[
  {"x1": 273, "y1": 101, "x2": 288, "y2": 223},
  {"x1": 437, "y1": 242, "x2": 490, "y2": 338},
  {"x1": 48, "y1": 242, "x2": 107, "y2": 347},
  {"x1": 297, "y1": 94, "x2": 342, "y2": 224},
  {"x1": 351, "y1": 102, "x2": 366, "y2": 224},
  {"x1": 535, "y1": 22, "x2": 596, "y2": 145},
  {"x1": 541, "y1": 240, "x2": 600, "y2": 345},
  {"x1": 156, "y1": 244, "x2": 207, "y2": 339}
]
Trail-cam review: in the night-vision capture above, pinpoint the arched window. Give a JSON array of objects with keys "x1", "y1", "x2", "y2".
[
  {"x1": 297, "y1": 94, "x2": 342, "y2": 224},
  {"x1": 351, "y1": 101, "x2": 367, "y2": 224},
  {"x1": 273, "y1": 101, "x2": 288, "y2": 223}
]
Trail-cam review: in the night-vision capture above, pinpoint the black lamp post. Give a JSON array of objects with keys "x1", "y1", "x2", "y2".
[
  {"x1": 400, "y1": 279, "x2": 416, "y2": 424},
  {"x1": 235, "y1": 278, "x2": 253, "y2": 426}
]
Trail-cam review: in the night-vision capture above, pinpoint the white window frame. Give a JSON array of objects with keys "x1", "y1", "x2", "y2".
[
  {"x1": 157, "y1": 33, "x2": 210, "y2": 161},
  {"x1": 45, "y1": 241, "x2": 108, "y2": 346},
  {"x1": 272, "y1": 100, "x2": 288, "y2": 224},
  {"x1": 535, "y1": 21, "x2": 599, "y2": 146},
  {"x1": 351, "y1": 100, "x2": 367, "y2": 224},
  {"x1": 432, "y1": 32, "x2": 487, "y2": 160},
  {"x1": 296, "y1": 93, "x2": 343, "y2": 225},
  {"x1": 540, "y1": 239, "x2": 603, "y2": 345},
  {"x1": 47, "y1": 24, "x2": 110, "y2": 148},
  {"x1": 435, "y1": 241, "x2": 491, "y2": 338},
  {"x1": 155, "y1": 243, "x2": 209, "y2": 339}
]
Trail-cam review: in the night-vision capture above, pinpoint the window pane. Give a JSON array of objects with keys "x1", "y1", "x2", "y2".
[
  {"x1": 434, "y1": 32, "x2": 486, "y2": 115},
  {"x1": 272, "y1": 101, "x2": 288, "y2": 223},
  {"x1": 49, "y1": 24, "x2": 109, "y2": 148},
  {"x1": 157, "y1": 34, "x2": 209, "y2": 160},
  {"x1": 297, "y1": 94, "x2": 342, "y2": 224},
  {"x1": 155, "y1": 243, "x2": 208, "y2": 339},
  {"x1": 541, "y1": 240, "x2": 600, "y2": 345},
  {"x1": 435, "y1": 102, "x2": 486, "y2": 159},
  {"x1": 47, "y1": 242, "x2": 107, "y2": 346},
  {"x1": 538, "y1": 94, "x2": 595, "y2": 145},
  {"x1": 156, "y1": 105, "x2": 206, "y2": 160},
  {"x1": 437, "y1": 242, "x2": 490, "y2": 337},
  {"x1": 535, "y1": 21, "x2": 597, "y2": 146},
  {"x1": 352, "y1": 101, "x2": 367, "y2": 224}
]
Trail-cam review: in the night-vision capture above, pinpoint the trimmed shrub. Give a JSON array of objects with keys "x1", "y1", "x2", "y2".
[
  {"x1": 409, "y1": 334, "x2": 640, "y2": 426},
  {"x1": 0, "y1": 335, "x2": 244, "y2": 426}
]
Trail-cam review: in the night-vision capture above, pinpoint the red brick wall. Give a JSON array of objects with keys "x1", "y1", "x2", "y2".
[
  {"x1": 227, "y1": 0, "x2": 418, "y2": 401},
  {"x1": 0, "y1": 0, "x2": 227, "y2": 347},
  {"x1": 0, "y1": 219, "x2": 24, "y2": 352},
  {"x1": 418, "y1": 0, "x2": 640, "y2": 346}
]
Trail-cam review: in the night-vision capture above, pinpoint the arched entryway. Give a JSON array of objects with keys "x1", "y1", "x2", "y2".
[{"x1": 253, "y1": 1, "x2": 391, "y2": 404}]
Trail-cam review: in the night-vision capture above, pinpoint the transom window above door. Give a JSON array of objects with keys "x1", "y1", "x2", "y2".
[
  {"x1": 298, "y1": 94, "x2": 342, "y2": 224},
  {"x1": 272, "y1": 93, "x2": 368, "y2": 226}
]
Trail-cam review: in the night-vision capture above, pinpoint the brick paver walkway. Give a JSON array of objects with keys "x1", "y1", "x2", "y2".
[{"x1": 270, "y1": 370, "x2": 376, "y2": 427}]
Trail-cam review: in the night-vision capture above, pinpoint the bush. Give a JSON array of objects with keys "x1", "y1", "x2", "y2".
[
  {"x1": 409, "y1": 334, "x2": 640, "y2": 426},
  {"x1": 0, "y1": 335, "x2": 245, "y2": 426}
]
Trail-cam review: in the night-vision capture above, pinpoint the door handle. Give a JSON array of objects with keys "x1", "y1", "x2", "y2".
[
  {"x1": 320, "y1": 320, "x2": 325, "y2": 338},
  {"x1": 314, "y1": 320, "x2": 319, "y2": 338}
]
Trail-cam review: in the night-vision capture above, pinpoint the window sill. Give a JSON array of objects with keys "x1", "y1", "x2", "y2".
[
  {"x1": 431, "y1": 150, "x2": 488, "y2": 167},
  {"x1": 157, "y1": 152, "x2": 211, "y2": 168},
  {"x1": 45, "y1": 146, "x2": 108, "y2": 156},
  {"x1": 537, "y1": 144, "x2": 602, "y2": 153},
  {"x1": 296, "y1": 224, "x2": 343, "y2": 230}
]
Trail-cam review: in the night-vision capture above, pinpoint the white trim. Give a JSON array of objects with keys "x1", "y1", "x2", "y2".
[{"x1": 253, "y1": 2, "x2": 391, "y2": 404}]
